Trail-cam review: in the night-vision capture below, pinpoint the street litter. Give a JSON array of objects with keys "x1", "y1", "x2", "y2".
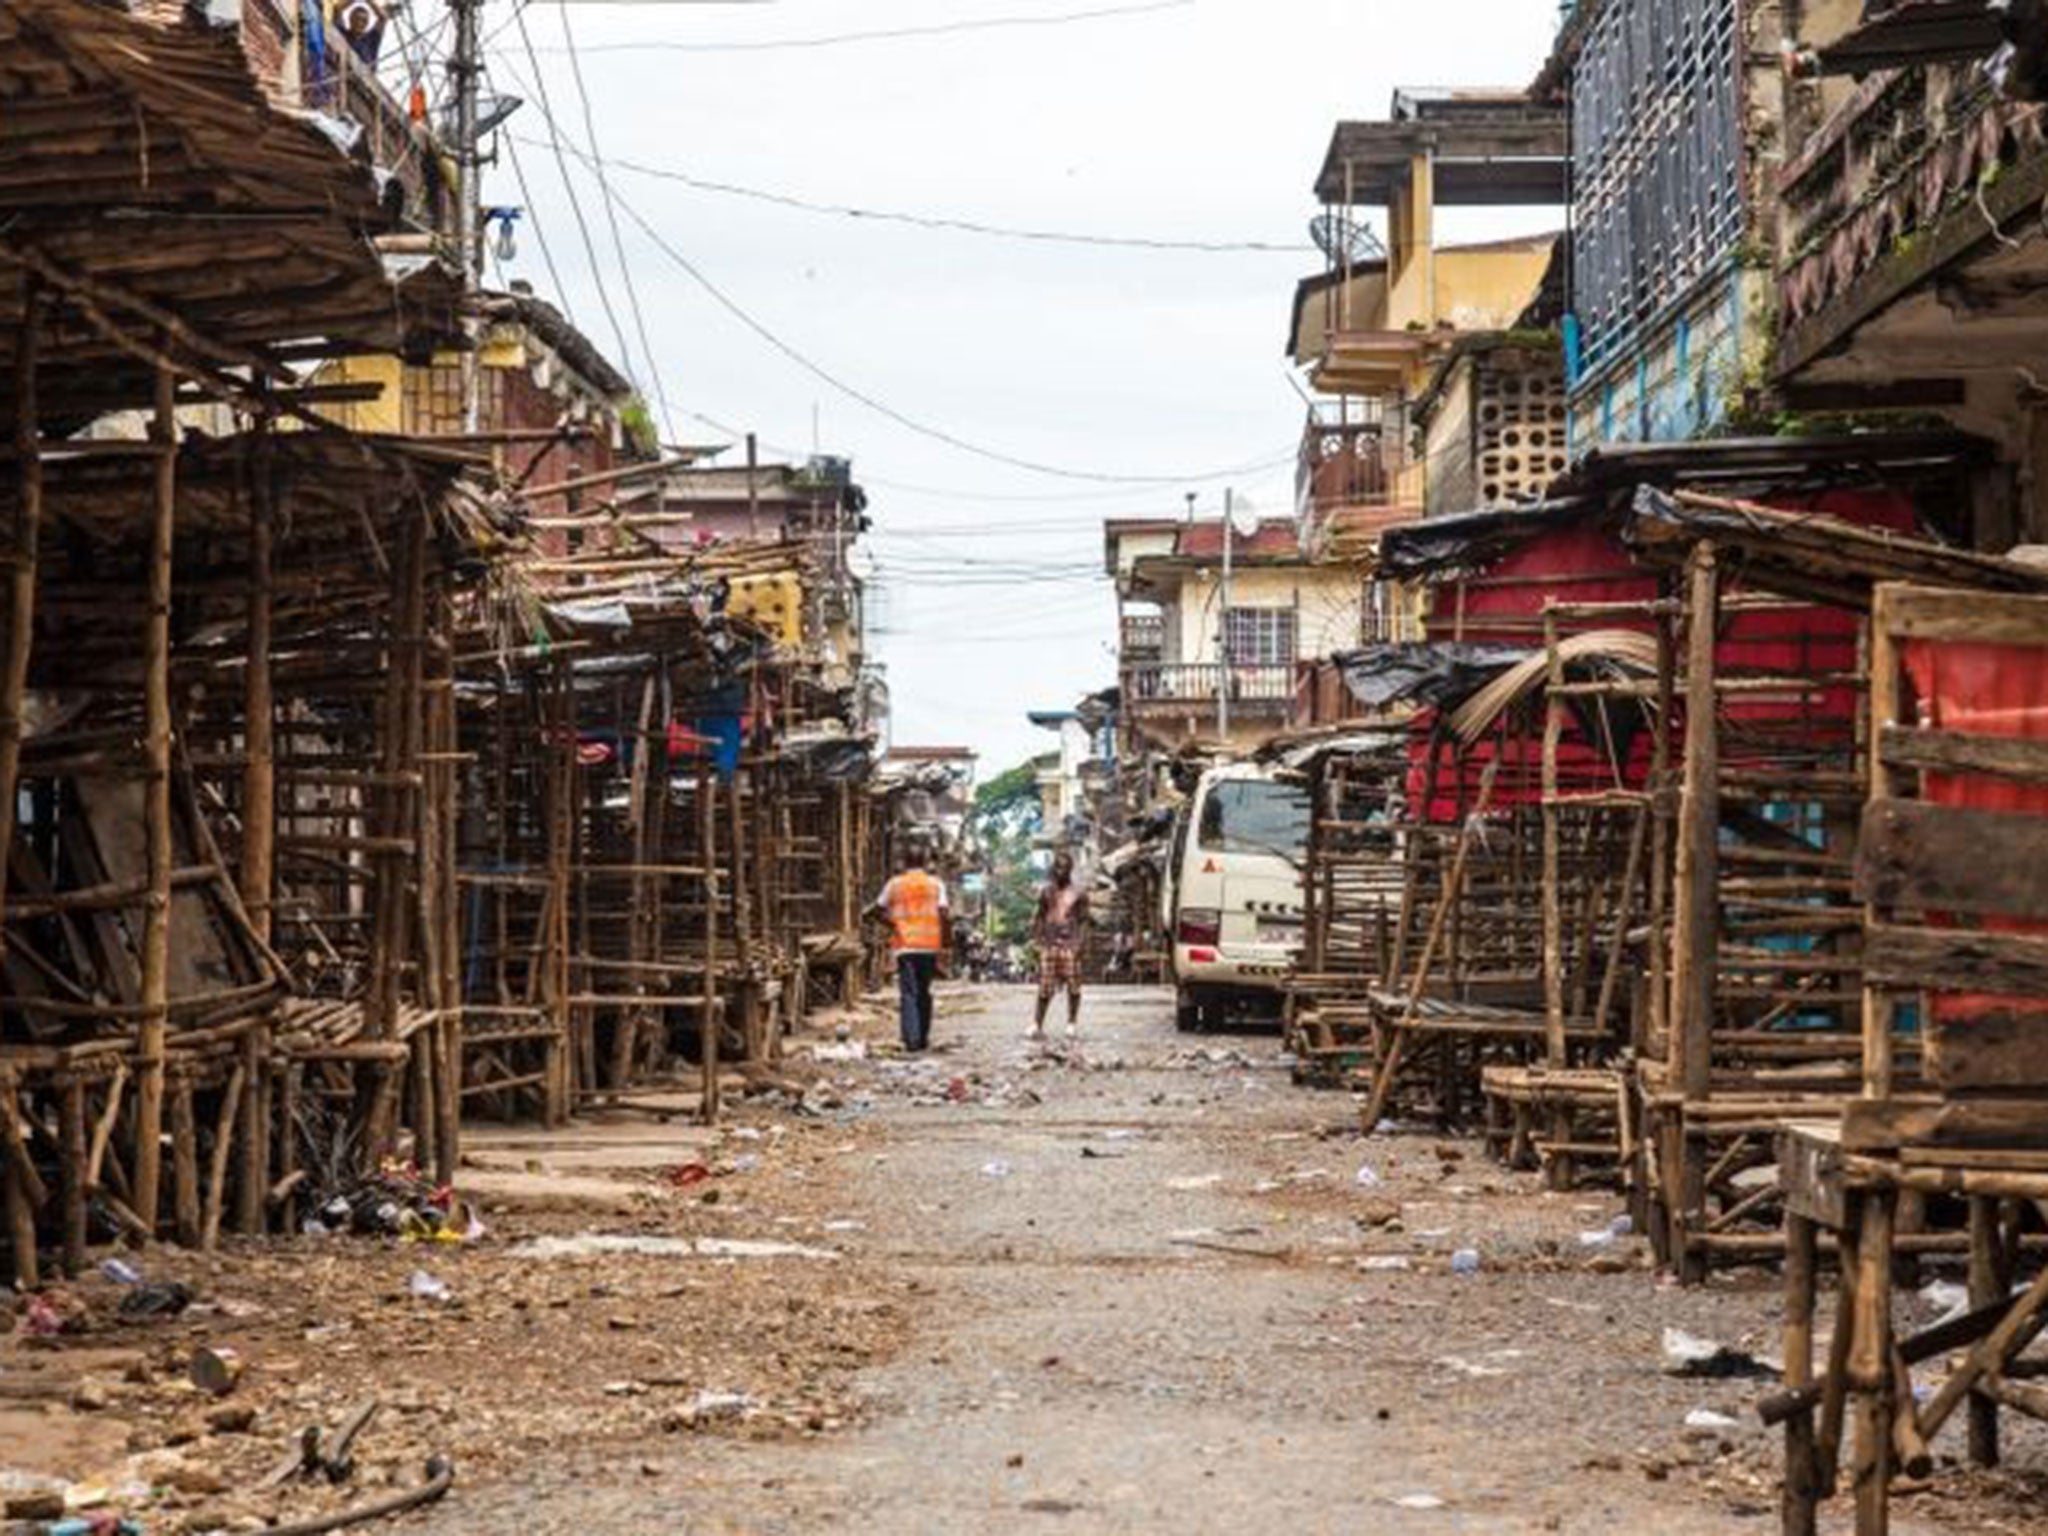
[
  {"x1": 684, "y1": 1390, "x2": 758, "y2": 1422},
  {"x1": 189, "y1": 1345, "x2": 245, "y2": 1397},
  {"x1": 1165, "y1": 1174, "x2": 1223, "y2": 1191},
  {"x1": 1683, "y1": 1408, "x2": 1743, "y2": 1433},
  {"x1": 1661, "y1": 1327, "x2": 1768, "y2": 1378},
  {"x1": 407, "y1": 1270, "x2": 453, "y2": 1304},
  {"x1": 667, "y1": 1162, "x2": 712, "y2": 1188},
  {"x1": 1918, "y1": 1279, "x2": 1969, "y2": 1324},
  {"x1": 508, "y1": 1234, "x2": 840, "y2": 1262},
  {"x1": 1449, "y1": 1248, "x2": 1480, "y2": 1275},
  {"x1": 1355, "y1": 1163, "x2": 1382, "y2": 1189},
  {"x1": 1390, "y1": 1492, "x2": 1446, "y2": 1510},
  {"x1": 1080, "y1": 1145, "x2": 1131, "y2": 1159},
  {"x1": 116, "y1": 1282, "x2": 192, "y2": 1321},
  {"x1": 97, "y1": 1258, "x2": 142, "y2": 1286},
  {"x1": 811, "y1": 1041, "x2": 868, "y2": 1063},
  {"x1": 1360, "y1": 1255, "x2": 1412, "y2": 1271},
  {"x1": 980, "y1": 1160, "x2": 1013, "y2": 1179}
]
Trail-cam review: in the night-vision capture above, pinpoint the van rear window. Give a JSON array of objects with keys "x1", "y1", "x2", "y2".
[{"x1": 1197, "y1": 780, "x2": 1310, "y2": 858}]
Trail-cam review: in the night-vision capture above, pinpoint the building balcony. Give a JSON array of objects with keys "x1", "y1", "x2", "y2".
[
  {"x1": 1119, "y1": 613, "x2": 1164, "y2": 661},
  {"x1": 1122, "y1": 663, "x2": 1294, "y2": 714},
  {"x1": 1777, "y1": 61, "x2": 2048, "y2": 381},
  {"x1": 1296, "y1": 415, "x2": 1420, "y2": 561}
]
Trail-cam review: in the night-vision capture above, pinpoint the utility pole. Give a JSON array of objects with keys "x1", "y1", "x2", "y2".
[
  {"x1": 1218, "y1": 487, "x2": 1233, "y2": 740},
  {"x1": 449, "y1": 0, "x2": 483, "y2": 431}
]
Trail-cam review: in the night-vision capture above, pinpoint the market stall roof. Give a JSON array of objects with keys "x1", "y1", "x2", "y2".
[
  {"x1": 0, "y1": 0, "x2": 458, "y2": 437},
  {"x1": 1623, "y1": 486, "x2": 2048, "y2": 610},
  {"x1": 1373, "y1": 499, "x2": 1603, "y2": 581},
  {"x1": 1550, "y1": 431, "x2": 1988, "y2": 501}
]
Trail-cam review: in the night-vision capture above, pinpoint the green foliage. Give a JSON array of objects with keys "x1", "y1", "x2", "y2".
[
  {"x1": 970, "y1": 757, "x2": 1046, "y2": 942},
  {"x1": 618, "y1": 396, "x2": 658, "y2": 458}
]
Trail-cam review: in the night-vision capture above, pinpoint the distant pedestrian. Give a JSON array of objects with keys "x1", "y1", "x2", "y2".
[
  {"x1": 1031, "y1": 851, "x2": 1090, "y2": 1042},
  {"x1": 866, "y1": 843, "x2": 950, "y2": 1052}
]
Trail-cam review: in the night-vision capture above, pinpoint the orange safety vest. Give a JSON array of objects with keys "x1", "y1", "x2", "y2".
[{"x1": 884, "y1": 871, "x2": 945, "y2": 953}]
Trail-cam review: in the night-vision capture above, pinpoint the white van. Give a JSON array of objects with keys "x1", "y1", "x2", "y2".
[{"x1": 1164, "y1": 762, "x2": 1310, "y2": 1031}]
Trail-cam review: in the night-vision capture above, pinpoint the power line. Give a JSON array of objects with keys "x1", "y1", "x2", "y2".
[
  {"x1": 510, "y1": 3, "x2": 640, "y2": 392},
  {"x1": 552, "y1": 0, "x2": 677, "y2": 441},
  {"x1": 603, "y1": 186, "x2": 1300, "y2": 484},
  {"x1": 503, "y1": 141, "x2": 1313, "y2": 255},
  {"x1": 526, "y1": 1, "x2": 1190, "y2": 53},
  {"x1": 498, "y1": 113, "x2": 578, "y2": 328}
]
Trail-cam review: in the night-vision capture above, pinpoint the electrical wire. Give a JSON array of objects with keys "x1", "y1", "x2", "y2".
[
  {"x1": 527, "y1": 1, "x2": 1189, "y2": 52},
  {"x1": 499, "y1": 113, "x2": 579, "y2": 329},
  {"x1": 510, "y1": 3, "x2": 640, "y2": 390},
  {"x1": 552, "y1": 0, "x2": 677, "y2": 441},
  {"x1": 506, "y1": 143, "x2": 1314, "y2": 255}
]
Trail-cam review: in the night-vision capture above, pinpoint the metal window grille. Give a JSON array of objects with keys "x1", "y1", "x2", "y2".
[
  {"x1": 1569, "y1": 0, "x2": 1743, "y2": 376},
  {"x1": 1225, "y1": 608, "x2": 1297, "y2": 667}
]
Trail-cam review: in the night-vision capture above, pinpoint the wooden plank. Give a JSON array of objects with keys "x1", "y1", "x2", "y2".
[
  {"x1": 1882, "y1": 584, "x2": 2048, "y2": 648},
  {"x1": 1856, "y1": 799, "x2": 2048, "y2": 921},
  {"x1": 1843, "y1": 1097, "x2": 2048, "y2": 1152},
  {"x1": 1881, "y1": 726, "x2": 2048, "y2": 786},
  {"x1": 1866, "y1": 922, "x2": 2048, "y2": 996},
  {"x1": 1925, "y1": 1008, "x2": 2048, "y2": 1093}
]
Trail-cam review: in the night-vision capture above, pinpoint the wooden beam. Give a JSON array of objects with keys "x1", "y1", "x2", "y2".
[
  {"x1": 132, "y1": 360, "x2": 177, "y2": 1237},
  {"x1": 0, "y1": 276, "x2": 43, "y2": 956},
  {"x1": 1856, "y1": 799, "x2": 2048, "y2": 921}
]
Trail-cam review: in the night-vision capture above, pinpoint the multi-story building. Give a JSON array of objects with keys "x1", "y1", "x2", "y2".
[
  {"x1": 1105, "y1": 515, "x2": 1365, "y2": 755},
  {"x1": 1774, "y1": 0, "x2": 2048, "y2": 545},
  {"x1": 1536, "y1": 0, "x2": 1790, "y2": 450},
  {"x1": 1292, "y1": 88, "x2": 1568, "y2": 542}
]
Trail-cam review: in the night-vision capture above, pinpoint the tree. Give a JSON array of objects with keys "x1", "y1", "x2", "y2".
[{"x1": 969, "y1": 757, "x2": 1046, "y2": 941}]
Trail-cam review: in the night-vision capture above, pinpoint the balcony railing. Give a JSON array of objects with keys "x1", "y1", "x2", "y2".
[
  {"x1": 1119, "y1": 613, "x2": 1165, "y2": 659},
  {"x1": 1123, "y1": 663, "x2": 1294, "y2": 711},
  {"x1": 1297, "y1": 418, "x2": 1397, "y2": 517},
  {"x1": 1778, "y1": 61, "x2": 2047, "y2": 373}
]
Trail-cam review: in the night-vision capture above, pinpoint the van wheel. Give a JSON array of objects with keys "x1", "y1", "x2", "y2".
[{"x1": 1174, "y1": 994, "x2": 1203, "y2": 1033}]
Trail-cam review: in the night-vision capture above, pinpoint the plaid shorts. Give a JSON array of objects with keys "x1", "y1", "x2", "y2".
[{"x1": 1038, "y1": 943, "x2": 1080, "y2": 992}]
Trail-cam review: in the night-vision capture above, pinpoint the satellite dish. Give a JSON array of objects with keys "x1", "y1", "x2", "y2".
[{"x1": 1309, "y1": 212, "x2": 1384, "y2": 266}]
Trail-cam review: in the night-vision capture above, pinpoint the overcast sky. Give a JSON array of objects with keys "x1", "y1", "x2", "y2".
[{"x1": 463, "y1": 0, "x2": 1563, "y2": 775}]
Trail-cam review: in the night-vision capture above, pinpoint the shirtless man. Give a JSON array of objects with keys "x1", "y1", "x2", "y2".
[{"x1": 1030, "y1": 851, "x2": 1090, "y2": 1042}]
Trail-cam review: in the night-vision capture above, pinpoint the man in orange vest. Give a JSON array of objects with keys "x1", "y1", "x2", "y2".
[{"x1": 867, "y1": 841, "x2": 951, "y2": 1051}]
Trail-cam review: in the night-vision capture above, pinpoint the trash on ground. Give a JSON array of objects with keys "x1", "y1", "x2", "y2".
[
  {"x1": 189, "y1": 1345, "x2": 245, "y2": 1397},
  {"x1": 1661, "y1": 1326, "x2": 1767, "y2": 1378},
  {"x1": 980, "y1": 1160, "x2": 1013, "y2": 1179},
  {"x1": 1390, "y1": 1491, "x2": 1446, "y2": 1509},
  {"x1": 1165, "y1": 1174, "x2": 1223, "y2": 1191},
  {"x1": 1449, "y1": 1248, "x2": 1480, "y2": 1275},
  {"x1": 508, "y1": 1233, "x2": 839, "y2": 1262},
  {"x1": 407, "y1": 1270, "x2": 453, "y2": 1304},
  {"x1": 116, "y1": 1281, "x2": 193, "y2": 1321},
  {"x1": 1683, "y1": 1407, "x2": 1743, "y2": 1433}
]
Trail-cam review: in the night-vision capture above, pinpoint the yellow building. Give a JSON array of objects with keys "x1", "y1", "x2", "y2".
[
  {"x1": 1290, "y1": 90, "x2": 1569, "y2": 552},
  {"x1": 1105, "y1": 516, "x2": 1363, "y2": 754}
]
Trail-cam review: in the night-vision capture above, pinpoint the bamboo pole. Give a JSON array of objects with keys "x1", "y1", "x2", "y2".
[
  {"x1": 241, "y1": 426, "x2": 276, "y2": 942},
  {"x1": 699, "y1": 754, "x2": 721, "y2": 1125},
  {"x1": 2, "y1": 1072, "x2": 36, "y2": 1289},
  {"x1": 1667, "y1": 545, "x2": 1719, "y2": 1283},
  {"x1": 133, "y1": 362, "x2": 178, "y2": 1237},
  {"x1": 0, "y1": 277, "x2": 44, "y2": 955}
]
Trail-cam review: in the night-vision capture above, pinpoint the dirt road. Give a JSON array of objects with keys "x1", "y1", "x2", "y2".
[{"x1": 406, "y1": 983, "x2": 2037, "y2": 1534}]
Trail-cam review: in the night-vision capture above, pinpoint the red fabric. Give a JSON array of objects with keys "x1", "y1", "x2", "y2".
[
  {"x1": 1404, "y1": 488, "x2": 1922, "y2": 821},
  {"x1": 1901, "y1": 635, "x2": 2048, "y2": 1024}
]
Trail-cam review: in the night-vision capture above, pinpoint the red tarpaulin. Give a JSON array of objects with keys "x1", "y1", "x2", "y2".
[{"x1": 1902, "y1": 635, "x2": 2048, "y2": 1024}]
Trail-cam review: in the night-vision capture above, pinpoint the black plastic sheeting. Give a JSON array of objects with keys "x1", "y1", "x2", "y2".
[
  {"x1": 1336, "y1": 643, "x2": 1533, "y2": 712},
  {"x1": 1375, "y1": 499, "x2": 1603, "y2": 580}
]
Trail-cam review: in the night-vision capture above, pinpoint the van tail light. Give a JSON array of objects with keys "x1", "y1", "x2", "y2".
[{"x1": 1177, "y1": 908, "x2": 1221, "y2": 947}]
